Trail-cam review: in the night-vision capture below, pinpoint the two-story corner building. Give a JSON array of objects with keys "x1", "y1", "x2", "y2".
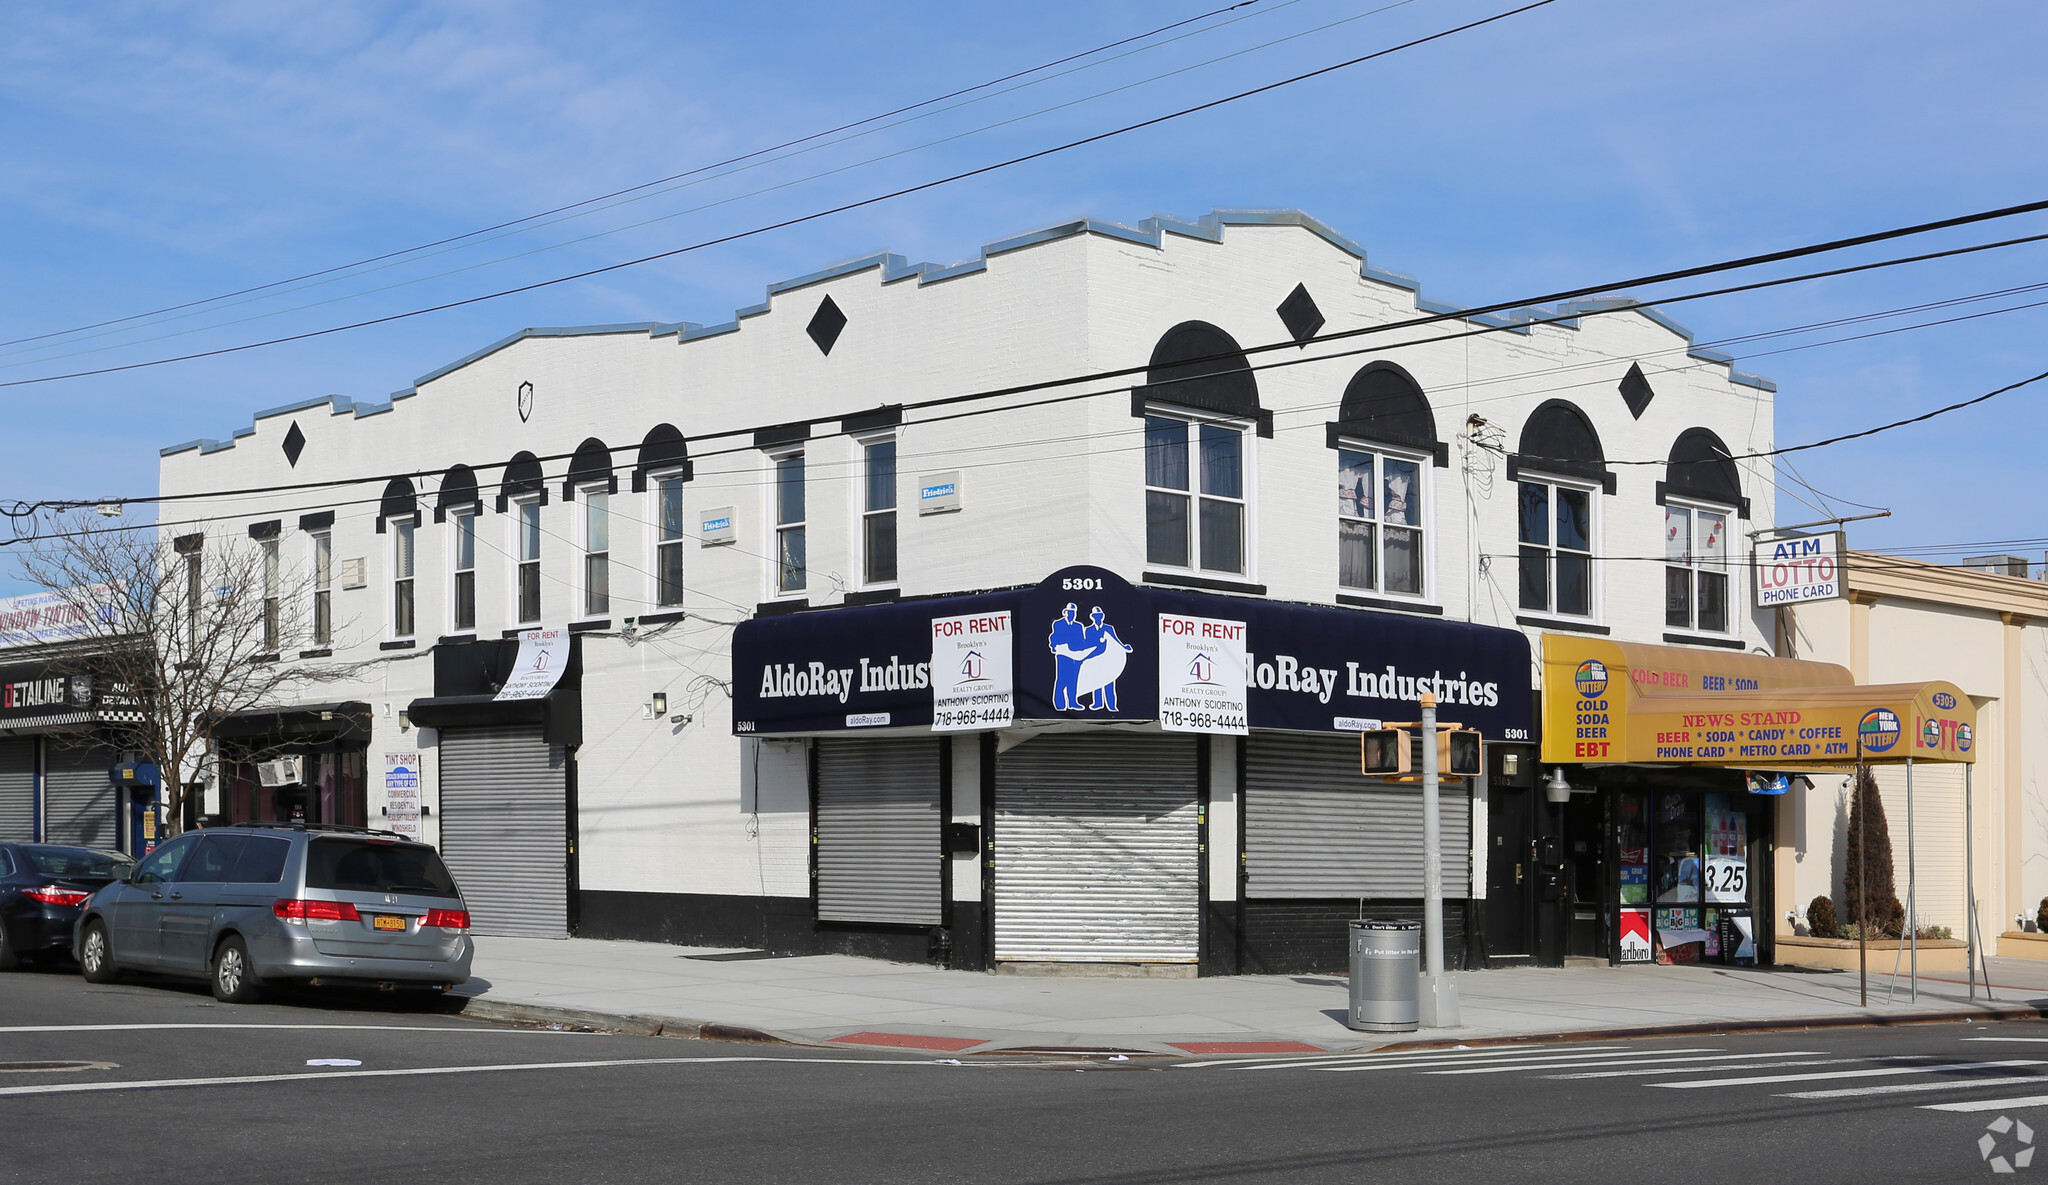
[{"x1": 157, "y1": 208, "x2": 1806, "y2": 977}]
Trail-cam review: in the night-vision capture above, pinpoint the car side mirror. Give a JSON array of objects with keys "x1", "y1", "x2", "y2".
[{"x1": 117, "y1": 864, "x2": 138, "y2": 883}]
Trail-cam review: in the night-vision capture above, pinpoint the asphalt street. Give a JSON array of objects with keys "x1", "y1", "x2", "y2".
[{"x1": 5, "y1": 962, "x2": 2047, "y2": 1184}]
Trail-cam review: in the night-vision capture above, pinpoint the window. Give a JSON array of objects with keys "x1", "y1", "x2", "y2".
[
  {"x1": 1144, "y1": 415, "x2": 1245, "y2": 574},
  {"x1": 582, "y1": 490, "x2": 610, "y2": 617},
  {"x1": 1336, "y1": 446, "x2": 1426, "y2": 596},
  {"x1": 452, "y1": 510, "x2": 477, "y2": 632},
  {"x1": 1665, "y1": 502, "x2": 1731, "y2": 632},
  {"x1": 260, "y1": 539, "x2": 280, "y2": 652},
  {"x1": 392, "y1": 518, "x2": 416, "y2": 638},
  {"x1": 774, "y1": 453, "x2": 806, "y2": 594},
  {"x1": 311, "y1": 532, "x2": 333, "y2": 645},
  {"x1": 183, "y1": 546, "x2": 202, "y2": 650},
  {"x1": 516, "y1": 500, "x2": 542, "y2": 624},
  {"x1": 862, "y1": 439, "x2": 897, "y2": 586},
  {"x1": 655, "y1": 477, "x2": 685, "y2": 607},
  {"x1": 1518, "y1": 480, "x2": 1593, "y2": 617}
]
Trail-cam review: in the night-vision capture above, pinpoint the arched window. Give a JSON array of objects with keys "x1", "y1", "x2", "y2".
[
  {"x1": 499, "y1": 452, "x2": 546, "y2": 623},
  {"x1": 632, "y1": 423, "x2": 691, "y2": 491},
  {"x1": 496, "y1": 451, "x2": 545, "y2": 513},
  {"x1": 1660, "y1": 428, "x2": 1745, "y2": 635},
  {"x1": 563, "y1": 438, "x2": 615, "y2": 500},
  {"x1": 1138, "y1": 322, "x2": 1261, "y2": 578},
  {"x1": 1330, "y1": 362, "x2": 1441, "y2": 603},
  {"x1": 1511, "y1": 401, "x2": 1608, "y2": 620},
  {"x1": 375, "y1": 476, "x2": 416, "y2": 533},
  {"x1": 434, "y1": 464, "x2": 478, "y2": 523},
  {"x1": 436, "y1": 465, "x2": 481, "y2": 633}
]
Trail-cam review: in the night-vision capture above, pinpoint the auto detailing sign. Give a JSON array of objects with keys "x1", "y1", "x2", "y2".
[
  {"x1": 1157, "y1": 614, "x2": 1247, "y2": 735},
  {"x1": 930, "y1": 610, "x2": 1013, "y2": 732},
  {"x1": 1754, "y1": 531, "x2": 1845, "y2": 606}
]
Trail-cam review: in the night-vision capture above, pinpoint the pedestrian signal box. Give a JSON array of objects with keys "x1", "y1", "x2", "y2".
[
  {"x1": 1359, "y1": 729, "x2": 1409, "y2": 776},
  {"x1": 1361, "y1": 726, "x2": 1483, "y2": 780},
  {"x1": 1442, "y1": 729, "x2": 1482, "y2": 778}
]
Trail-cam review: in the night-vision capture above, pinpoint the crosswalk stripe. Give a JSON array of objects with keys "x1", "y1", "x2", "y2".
[
  {"x1": 1964, "y1": 1038, "x2": 2048, "y2": 1044},
  {"x1": 1224, "y1": 1046, "x2": 1634, "y2": 1072},
  {"x1": 1925, "y1": 1094, "x2": 2048, "y2": 1113},
  {"x1": 1428, "y1": 1051, "x2": 1794, "y2": 1077},
  {"x1": 1317, "y1": 1048, "x2": 1723, "y2": 1074},
  {"x1": 1651, "y1": 1060, "x2": 2046, "y2": 1089},
  {"x1": 1540, "y1": 1056, "x2": 1851, "y2": 1088},
  {"x1": 1176, "y1": 1044, "x2": 1590, "y2": 1071},
  {"x1": 1779, "y1": 1074, "x2": 2048, "y2": 1100}
]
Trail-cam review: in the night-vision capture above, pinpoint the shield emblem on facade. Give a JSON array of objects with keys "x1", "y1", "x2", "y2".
[{"x1": 517, "y1": 381, "x2": 534, "y2": 422}]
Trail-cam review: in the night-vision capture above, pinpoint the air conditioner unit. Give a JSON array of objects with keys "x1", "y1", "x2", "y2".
[{"x1": 256, "y1": 756, "x2": 304, "y2": 788}]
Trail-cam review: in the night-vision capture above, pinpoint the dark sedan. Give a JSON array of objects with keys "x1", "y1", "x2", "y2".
[{"x1": 0, "y1": 843, "x2": 134, "y2": 969}]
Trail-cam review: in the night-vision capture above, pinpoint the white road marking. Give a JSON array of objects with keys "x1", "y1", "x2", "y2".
[
  {"x1": 1650, "y1": 1060, "x2": 2046, "y2": 1089},
  {"x1": 1780, "y1": 1075, "x2": 2048, "y2": 1100},
  {"x1": 1926, "y1": 1094, "x2": 2048, "y2": 1113},
  {"x1": 0, "y1": 1024, "x2": 580, "y2": 1035},
  {"x1": 1322, "y1": 1048, "x2": 1725, "y2": 1074},
  {"x1": 1964, "y1": 1038, "x2": 2048, "y2": 1044},
  {"x1": 1427, "y1": 1051, "x2": 1790, "y2": 1076},
  {"x1": 1544, "y1": 1057, "x2": 1881, "y2": 1080},
  {"x1": 1177, "y1": 1044, "x2": 1602, "y2": 1070},
  {"x1": 0, "y1": 1055, "x2": 938, "y2": 1099}
]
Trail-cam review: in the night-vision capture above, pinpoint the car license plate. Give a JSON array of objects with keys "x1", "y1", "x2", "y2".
[{"x1": 372, "y1": 915, "x2": 406, "y2": 932}]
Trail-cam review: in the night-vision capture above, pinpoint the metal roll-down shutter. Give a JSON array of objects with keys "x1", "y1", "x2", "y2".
[
  {"x1": 0, "y1": 739, "x2": 34, "y2": 842},
  {"x1": 43, "y1": 746, "x2": 117, "y2": 849},
  {"x1": 438, "y1": 724, "x2": 569, "y2": 938},
  {"x1": 994, "y1": 733, "x2": 1200, "y2": 963},
  {"x1": 1244, "y1": 732, "x2": 1470, "y2": 899},
  {"x1": 815, "y1": 737, "x2": 942, "y2": 925}
]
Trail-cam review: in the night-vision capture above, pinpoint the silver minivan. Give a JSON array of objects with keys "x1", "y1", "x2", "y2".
[{"x1": 75, "y1": 822, "x2": 473, "y2": 1002}]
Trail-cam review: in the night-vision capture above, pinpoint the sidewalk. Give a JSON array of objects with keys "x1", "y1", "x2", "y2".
[{"x1": 449, "y1": 937, "x2": 2048, "y2": 1054}]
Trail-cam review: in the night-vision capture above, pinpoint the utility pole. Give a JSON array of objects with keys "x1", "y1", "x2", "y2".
[{"x1": 1419, "y1": 691, "x2": 1460, "y2": 1027}]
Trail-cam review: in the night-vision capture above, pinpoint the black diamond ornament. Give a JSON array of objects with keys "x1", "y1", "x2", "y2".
[
  {"x1": 282, "y1": 421, "x2": 306, "y2": 467},
  {"x1": 1277, "y1": 283, "x2": 1325, "y2": 346},
  {"x1": 1618, "y1": 362, "x2": 1656, "y2": 419},
  {"x1": 807, "y1": 295, "x2": 847, "y2": 355}
]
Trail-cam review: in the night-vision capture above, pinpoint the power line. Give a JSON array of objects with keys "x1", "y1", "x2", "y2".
[
  {"x1": 0, "y1": 0, "x2": 1270, "y2": 355},
  {"x1": 0, "y1": 0, "x2": 1566, "y2": 391}
]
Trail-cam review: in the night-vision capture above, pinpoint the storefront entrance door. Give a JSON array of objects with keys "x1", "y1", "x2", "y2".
[{"x1": 1484, "y1": 785, "x2": 1532, "y2": 960}]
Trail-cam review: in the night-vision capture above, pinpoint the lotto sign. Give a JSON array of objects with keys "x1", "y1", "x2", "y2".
[
  {"x1": 1754, "y1": 531, "x2": 1845, "y2": 606},
  {"x1": 1157, "y1": 613, "x2": 1248, "y2": 735},
  {"x1": 929, "y1": 611, "x2": 1013, "y2": 731},
  {"x1": 1704, "y1": 855, "x2": 1748, "y2": 904}
]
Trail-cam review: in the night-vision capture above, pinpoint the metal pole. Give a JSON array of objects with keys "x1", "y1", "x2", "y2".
[
  {"x1": 1858, "y1": 761, "x2": 1867, "y2": 1009},
  {"x1": 1418, "y1": 692, "x2": 1459, "y2": 1027},
  {"x1": 1908, "y1": 756, "x2": 1917, "y2": 1002},
  {"x1": 1964, "y1": 759, "x2": 1973, "y2": 999}
]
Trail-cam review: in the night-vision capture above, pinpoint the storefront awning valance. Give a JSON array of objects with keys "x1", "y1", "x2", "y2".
[
  {"x1": 1540, "y1": 636, "x2": 1976, "y2": 766},
  {"x1": 212, "y1": 701, "x2": 374, "y2": 744},
  {"x1": 732, "y1": 566, "x2": 1532, "y2": 739}
]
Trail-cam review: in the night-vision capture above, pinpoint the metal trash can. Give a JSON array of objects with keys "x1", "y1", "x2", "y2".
[{"x1": 1347, "y1": 920, "x2": 1421, "y2": 1032}]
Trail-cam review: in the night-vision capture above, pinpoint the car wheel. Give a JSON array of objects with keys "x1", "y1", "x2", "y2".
[
  {"x1": 210, "y1": 935, "x2": 263, "y2": 1004},
  {"x1": 0, "y1": 923, "x2": 19, "y2": 972},
  {"x1": 79, "y1": 921, "x2": 119, "y2": 983}
]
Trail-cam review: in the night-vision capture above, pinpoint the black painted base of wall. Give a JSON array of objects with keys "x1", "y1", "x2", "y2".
[
  {"x1": 1240, "y1": 898, "x2": 1472, "y2": 975},
  {"x1": 579, "y1": 890, "x2": 950, "y2": 965}
]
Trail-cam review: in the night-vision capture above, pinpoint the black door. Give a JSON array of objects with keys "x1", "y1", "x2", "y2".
[
  {"x1": 1563, "y1": 790, "x2": 1608, "y2": 959},
  {"x1": 1484, "y1": 785, "x2": 1532, "y2": 959}
]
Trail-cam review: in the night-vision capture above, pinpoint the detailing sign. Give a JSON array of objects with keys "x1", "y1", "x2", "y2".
[
  {"x1": 1754, "y1": 531, "x2": 1845, "y2": 606},
  {"x1": 496, "y1": 628, "x2": 567, "y2": 701},
  {"x1": 1156, "y1": 613, "x2": 1247, "y2": 735},
  {"x1": 930, "y1": 610, "x2": 1013, "y2": 731}
]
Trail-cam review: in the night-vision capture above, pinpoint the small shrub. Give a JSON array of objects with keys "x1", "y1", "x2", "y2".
[
  {"x1": 1838, "y1": 922, "x2": 1864, "y2": 941},
  {"x1": 1917, "y1": 925, "x2": 1954, "y2": 941},
  {"x1": 2036, "y1": 897, "x2": 2048, "y2": 934},
  {"x1": 1806, "y1": 896, "x2": 1838, "y2": 938}
]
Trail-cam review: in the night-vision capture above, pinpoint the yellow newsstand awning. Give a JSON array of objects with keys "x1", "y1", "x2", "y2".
[{"x1": 1540, "y1": 636, "x2": 1976, "y2": 767}]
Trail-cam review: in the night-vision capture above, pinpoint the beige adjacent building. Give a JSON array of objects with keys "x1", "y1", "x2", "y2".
[{"x1": 1776, "y1": 551, "x2": 2048, "y2": 948}]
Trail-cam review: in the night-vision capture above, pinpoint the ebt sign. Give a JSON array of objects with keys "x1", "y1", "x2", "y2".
[{"x1": 1754, "y1": 531, "x2": 1845, "y2": 606}]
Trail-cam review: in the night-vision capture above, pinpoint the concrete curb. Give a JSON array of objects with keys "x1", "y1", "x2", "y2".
[
  {"x1": 454, "y1": 997, "x2": 790, "y2": 1046},
  {"x1": 1370, "y1": 1002, "x2": 2048, "y2": 1053}
]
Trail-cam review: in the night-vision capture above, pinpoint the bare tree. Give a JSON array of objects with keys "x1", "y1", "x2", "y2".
[{"x1": 16, "y1": 512, "x2": 365, "y2": 833}]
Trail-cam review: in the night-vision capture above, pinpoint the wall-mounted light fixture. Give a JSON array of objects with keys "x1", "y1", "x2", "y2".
[
  {"x1": 1544, "y1": 767, "x2": 1572, "y2": 804},
  {"x1": 398, "y1": 710, "x2": 411, "y2": 732},
  {"x1": 651, "y1": 692, "x2": 668, "y2": 717}
]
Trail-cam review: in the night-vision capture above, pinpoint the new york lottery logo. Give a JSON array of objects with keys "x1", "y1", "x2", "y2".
[
  {"x1": 1575, "y1": 659, "x2": 1608, "y2": 700},
  {"x1": 1859, "y1": 707, "x2": 1901, "y2": 753}
]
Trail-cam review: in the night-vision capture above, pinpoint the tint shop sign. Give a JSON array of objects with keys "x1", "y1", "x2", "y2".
[{"x1": 1754, "y1": 532, "x2": 1845, "y2": 606}]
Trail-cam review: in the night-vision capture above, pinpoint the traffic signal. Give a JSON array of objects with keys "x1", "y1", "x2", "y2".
[
  {"x1": 1359, "y1": 729, "x2": 1411, "y2": 776},
  {"x1": 1442, "y1": 729, "x2": 1482, "y2": 778}
]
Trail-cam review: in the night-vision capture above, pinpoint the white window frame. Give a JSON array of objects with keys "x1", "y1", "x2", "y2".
[
  {"x1": 1141, "y1": 408, "x2": 1254, "y2": 578},
  {"x1": 390, "y1": 516, "x2": 418, "y2": 640},
  {"x1": 448, "y1": 505, "x2": 480, "y2": 636},
  {"x1": 769, "y1": 449, "x2": 806, "y2": 597},
  {"x1": 512, "y1": 497, "x2": 543, "y2": 625},
  {"x1": 855, "y1": 433, "x2": 898, "y2": 589},
  {"x1": 259, "y1": 538, "x2": 280, "y2": 653},
  {"x1": 1515, "y1": 474, "x2": 1600, "y2": 621},
  {"x1": 648, "y1": 469, "x2": 688, "y2": 610},
  {"x1": 1334, "y1": 438, "x2": 1433, "y2": 602},
  {"x1": 310, "y1": 531, "x2": 333, "y2": 646},
  {"x1": 578, "y1": 485, "x2": 611, "y2": 620},
  {"x1": 1663, "y1": 497, "x2": 1735, "y2": 636}
]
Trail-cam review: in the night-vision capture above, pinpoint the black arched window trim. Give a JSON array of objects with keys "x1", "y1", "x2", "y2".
[
  {"x1": 633, "y1": 423, "x2": 694, "y2": 492},
  {"x1": 1507, "y1": 399, "x2": 1617, "y2": 495},
  {"x1": 1323, "y1": 360, "x2": 1448, "y2": 467},
  {"x1": 1131, "y1": 320, "x2": 1272, "y2": 437},
  {"x1": 562, "y1": 438, "x2": 618, "y2": 501},
  {"x1": 374, "y1": 476, "x2": 417, "y2": 535},
  {"x1": 496, "y1": 452, "x2": 549, "y2": 513},
  {"x1": 434, "y1": 464, "x2": 480, "y2": 523},
  {"x1": 1654, "y1": 427, "x2": 1750, "y2": 518}
]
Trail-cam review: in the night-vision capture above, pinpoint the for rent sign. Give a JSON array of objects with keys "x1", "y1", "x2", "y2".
[{"x1": 1754, "y1": 531, "x2": 1845, "y2": 606}]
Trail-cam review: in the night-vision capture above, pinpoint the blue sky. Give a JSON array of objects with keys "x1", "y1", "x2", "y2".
[{"x1": 2, "y1": 0, "x2": 2045, "y2": 589}]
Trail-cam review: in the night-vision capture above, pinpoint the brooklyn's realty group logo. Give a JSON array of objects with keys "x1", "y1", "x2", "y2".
[{"x1": 1981, "y1": 1115, "x2": 2036, "y2": 1174}]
